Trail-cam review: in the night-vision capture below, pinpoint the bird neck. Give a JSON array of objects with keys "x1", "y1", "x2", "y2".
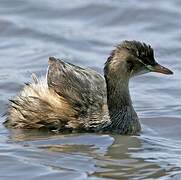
[{"x1": 104, "y1": 76, "x2": 141, "y2": 134}]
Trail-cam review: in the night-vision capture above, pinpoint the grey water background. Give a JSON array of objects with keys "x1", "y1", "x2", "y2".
[{"x1": 0, "y1": 0, "x2": 181, "y2": 179}]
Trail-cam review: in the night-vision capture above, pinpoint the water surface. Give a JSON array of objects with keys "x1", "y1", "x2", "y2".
[{"x1": 0, "y1": 0, "x2": 181, "y2": 179}]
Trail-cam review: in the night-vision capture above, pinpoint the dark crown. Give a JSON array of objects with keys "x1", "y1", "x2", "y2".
[
  {"x1": 106, "y1": 41, "x2": 156, "y2": 67},
  {"x1": 104, "y1": 40, "x2": 156, "y2": 76},
  {"x1": 119, "y1": 40, "x2": 156, "y2": 65}
]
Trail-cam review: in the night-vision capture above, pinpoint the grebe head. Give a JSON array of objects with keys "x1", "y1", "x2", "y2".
[
  {"x1": 103, "y1": 40, "x2": 173, "y2": 134},
  {"x1": 104, "y1": 40, "x2": 173, "y2": 80}
]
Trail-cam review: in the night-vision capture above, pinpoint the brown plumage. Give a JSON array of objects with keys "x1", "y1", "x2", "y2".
[{"x1": 4, "y1": 40, "x2": 173, "y2": 134}]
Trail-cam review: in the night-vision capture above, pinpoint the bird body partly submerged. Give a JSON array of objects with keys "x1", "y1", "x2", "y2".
[
  {"x1": 5, "y1": 58, "x2": 111, "y2": 132},
  {"x1": 4, "y1": 41, "x2": 173, "y2": 135}
]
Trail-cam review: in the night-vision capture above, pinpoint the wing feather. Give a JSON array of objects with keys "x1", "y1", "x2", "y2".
[{"x1": 47, "y1": 57, "x2": 107, "y2": 128}]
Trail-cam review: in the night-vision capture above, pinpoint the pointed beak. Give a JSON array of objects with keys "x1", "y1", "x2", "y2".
[{"x1": 147, "y1": 63, "x2": 173, "y2": 75}]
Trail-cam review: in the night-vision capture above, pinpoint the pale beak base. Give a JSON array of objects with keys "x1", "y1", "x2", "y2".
[{"x1": 147, "y1": 64, "x2": 173, "y2": 75}]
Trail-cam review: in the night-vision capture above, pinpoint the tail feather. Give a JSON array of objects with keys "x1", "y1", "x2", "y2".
[{"x1": 5, "y1": 75, "x2": 80, "y2": 130}]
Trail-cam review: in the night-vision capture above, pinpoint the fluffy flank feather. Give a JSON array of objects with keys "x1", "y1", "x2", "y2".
[{"x1": 5, "y1": 74, "x2": 78, "y2": 130}]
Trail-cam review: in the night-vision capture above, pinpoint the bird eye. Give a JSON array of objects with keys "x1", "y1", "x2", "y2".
[{"x1": 127, "y1": 60, "x2": 134, "y2": 71}]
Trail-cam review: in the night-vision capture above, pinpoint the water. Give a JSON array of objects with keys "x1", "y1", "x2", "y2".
[{"x1": 0, "y1": 0, "x2": 181, "y2": 179}]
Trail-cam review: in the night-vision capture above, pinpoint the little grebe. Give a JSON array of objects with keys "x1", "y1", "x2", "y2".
[{"x1": 4, "y1": 41, "x2": 173, "y2": 134}]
